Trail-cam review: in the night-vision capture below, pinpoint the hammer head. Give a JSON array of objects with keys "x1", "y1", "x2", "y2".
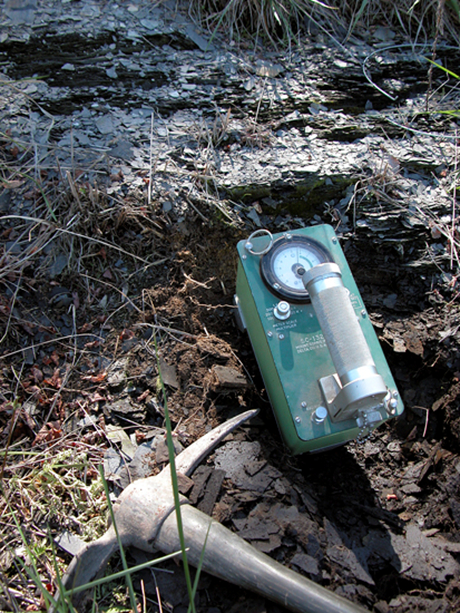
[{"x1": 54, "y1": 409, "x2": 259, "y2": 607}]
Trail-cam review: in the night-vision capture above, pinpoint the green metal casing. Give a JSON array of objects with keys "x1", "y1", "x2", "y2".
[{"x1": 236, "y1": 225, "x2": 404, "y2": 454}]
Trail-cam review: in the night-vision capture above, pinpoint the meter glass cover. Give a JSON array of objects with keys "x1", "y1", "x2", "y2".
[{"x1": 261, "y1": 235, "x2": 333, "y2": 301}]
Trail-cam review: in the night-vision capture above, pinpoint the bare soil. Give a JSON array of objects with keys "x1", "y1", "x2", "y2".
[{"x1": 1, "y1": 205, "x2": 458, "y2": 612}]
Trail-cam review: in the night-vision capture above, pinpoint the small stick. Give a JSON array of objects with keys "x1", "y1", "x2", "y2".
[{"x1": 148, "y1": 112, "x2": 154, "y2": 207}]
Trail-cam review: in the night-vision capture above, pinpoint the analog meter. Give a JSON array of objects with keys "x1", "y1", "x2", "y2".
[
  {"x1": 235, "y1": 225, "x2": 404, "y2": 454},
  {"x1": 260, "y1": 235, "x2": 333, "y2": 302}
]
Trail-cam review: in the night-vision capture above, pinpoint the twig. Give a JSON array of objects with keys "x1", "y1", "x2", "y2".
[
  {"x1": 362, "y1": 43, "x2": 458, "y2": 103},
  {"x1": 383, "y1": 115, "x2": 458, "y2": 142},
  {"x1": 183, "y1": 272, "x2": 215, "y2": 289},
  {"x1": 426, "y1": 0, "x2": 445, "y2": 112},
  {"x1": 66, "y1": 170, "x2": 81, "y2": 206},
  {"x1": 153, "y1": 574, "x2": 164, "y2": 613},
  {"x1": 80, "y1": 272, "x2": 142, "y2": 314},
  {"x1": 0, "y1": 77, "x2": 55, "y2": 121},
  {"x1": 253, "y1": 76, "x2": 267, "y2": 138},
  {"x1": 0, "y1": 332, "x2": 104, "y2": 361},
  {"x1": 451, "y1": 130, "x2": 459, "y2": 270},
  {"x1": 423, "y1": 407, "x2": 430, "y2": 438},
  {"x1": 185, "y1": 196, "x2": 209, "y2": 223},
  {"x1": 148, "y1": 111, "x2": 154, "y2": 206},
  {"x1": 43, "y1": 362, "x2": 74, "y2": 425},
  {"x1": 0, "y1": 215, "x2": 154, "y2": 265},
  {"x1": 0, "y1": 273, "x2": 22, "y2": 345}
]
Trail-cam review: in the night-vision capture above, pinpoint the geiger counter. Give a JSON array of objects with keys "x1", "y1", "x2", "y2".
[{"x1": 235, "y1": 224, "x2": 404, "y2": 454}]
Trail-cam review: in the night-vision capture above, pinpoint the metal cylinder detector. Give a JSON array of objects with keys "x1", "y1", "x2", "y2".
[{"x1": 235, "y1": 225, "x2": 403, "y2": 454}]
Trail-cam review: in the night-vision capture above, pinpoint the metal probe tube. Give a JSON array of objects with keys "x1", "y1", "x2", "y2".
[
  {"x1": 303, "y1": 262, "x2": 388, "y2": 421},
  {"x1": 302, "y1": 263, "x2": 386, "y2": 401}
]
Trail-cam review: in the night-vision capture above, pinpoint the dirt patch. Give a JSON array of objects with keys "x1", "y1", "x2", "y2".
[{"x1": 1, "y1": 202, "x2": 458, "y2": 611}]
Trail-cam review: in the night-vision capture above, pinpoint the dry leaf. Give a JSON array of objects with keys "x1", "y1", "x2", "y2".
[{"x1": 83, "y1": 371, "x2": 107, "y2": 383}]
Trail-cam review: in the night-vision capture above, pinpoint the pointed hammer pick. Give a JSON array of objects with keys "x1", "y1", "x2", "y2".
[{"x1": 55, "y1": 409, "x2": 368, "y2": 613}]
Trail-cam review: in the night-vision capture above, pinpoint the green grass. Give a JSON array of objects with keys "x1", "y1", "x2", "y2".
[
  {"x1": 151, "y1": 333, "x2": 200, "y2": 613},
  {"x1": 0, "y1": 338, "x2": 205, "y2": 612},
  {"x1": 7, "y1": 498, "x2": 184, "y2": 613},
  {"x1": 425, "y1": 57, "x2": 460, "y2": 118},
  {"x1": 2, "y1": 452, "x2": 186, "y2": 612}
]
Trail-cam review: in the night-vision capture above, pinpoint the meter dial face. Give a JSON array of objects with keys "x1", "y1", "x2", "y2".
[{"x1": 260, "y1": 235, "x2": 333, "y2": 302}]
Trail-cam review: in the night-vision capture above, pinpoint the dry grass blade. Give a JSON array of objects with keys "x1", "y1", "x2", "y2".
[
  {"x1": 190, "y1": 0, "x2": 333, "y2": 47},
  {"x1": 189, "y1": 0, "x2": 459, "y2": 46},
  {"x1": 0, "y1": 146, "x2": 191, "y2": 609}
]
